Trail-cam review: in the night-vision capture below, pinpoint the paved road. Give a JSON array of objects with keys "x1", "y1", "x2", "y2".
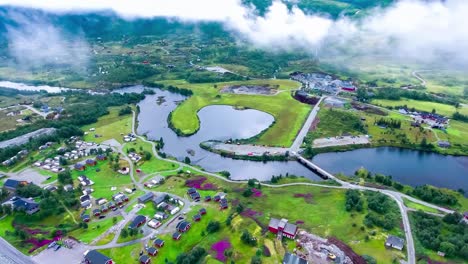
[
  {"x1": 0, "y1": 237, "x2": 36, "y2": 264},
  {"x1": 290, "y1": 96, "x2": 324, "y2": 152},
  {"x1": 411, "y1": 70, "x2": 433, "y2": 87}
]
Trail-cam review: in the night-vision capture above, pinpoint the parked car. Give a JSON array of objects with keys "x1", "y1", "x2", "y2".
[
  {"x1": 112, "y1": 207, "x2": 118, "y2": 211},
  {"x1": 54, "y1": 245, "x2": 61, "y2": 251},
  {"x1": 99, "y1": 215, "x2": 106, "y2": 219},
  {"x1": 48, "y1": 241, "x2": 57, "y2": 249}
]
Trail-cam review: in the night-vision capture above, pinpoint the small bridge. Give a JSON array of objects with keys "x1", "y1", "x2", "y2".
[{"x1": 294, "y1": 154, "x2": 338, "y2": 181}]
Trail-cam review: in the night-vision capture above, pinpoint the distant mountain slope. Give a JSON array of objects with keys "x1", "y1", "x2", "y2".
[{"x1": 244, "y1": 0, "x2": 394, "y2": 17}]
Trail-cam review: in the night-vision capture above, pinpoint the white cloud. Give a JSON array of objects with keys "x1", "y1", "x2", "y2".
[{"x1": 1, "y1": 0, "x2": 467, "y2": 65}]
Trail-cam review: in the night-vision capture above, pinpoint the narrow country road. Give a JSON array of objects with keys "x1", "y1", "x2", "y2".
[
  {"x1": 290, "y1": 96, "x2": 325, "y2": 152},
  {"x1": 411, "y1": 70, "x2": 433, "y2": 87}
]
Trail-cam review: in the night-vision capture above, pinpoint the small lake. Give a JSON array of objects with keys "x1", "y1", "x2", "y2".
[
  {"x1": 117, "y1": 85, "x2": 323, "y2": 181},
  {"x1": 0, "y1": 80, "x2": 71, "y2": 93},
  {"x1": 313, "y1": 147, "x2": 468, "y2": 193}
]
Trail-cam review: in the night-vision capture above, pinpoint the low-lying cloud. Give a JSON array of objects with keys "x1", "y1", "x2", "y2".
[
  {"x1": 0, "y1": 0, "x2": 467, "y2": 66},
  {"x1": 3, "y1": 10, "x2": 90, "y2": 69}
]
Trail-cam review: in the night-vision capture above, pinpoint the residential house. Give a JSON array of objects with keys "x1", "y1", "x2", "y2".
[
  {"x1": 172, "y1": 232, "x2": 181, "y2": 240},
  {"x1": 199, "y1": 208, "x2": 207, "y2": 215},
  {"x1": 82, "y1": 214, "x2": 91, "y2": 223},
  {"x1": 138, "y1": 192, "x2": 154, "y2": 203},
  {"x1": 81, "y1": 200, "x2": 91, "y2": 208},
  {"x1": 268, "y1": 218, "x2": 298, "y2": 239},
  {"x1": 213, "y1": 195, "x2": 221, "y2": 202},
  {"x1": 437, "y1": 141, "x2": 451, "y2": 148},
  {"x1": 385, "y1": 235, "x2": 405, "y2": 251},
  {"x1": 139, "y1": 255, "x2": 151, "y2": 264},
  {"x1": 193, "y1": 214, "x2": 201, "y2": 222},
  {"x1": 147, "y1": 247, "x2": 158, "y2": 257},
  {"x1": 3, "y1": 179, "x2": 28, "y2": 192},
  {"x1": 86, "y1": 159, "x2": 97, "y2": 167},
  {"x1": 147, "y1": 219, "x2": 162, "y2": 229},
  {"x1": 96, "y1": 198, "x2": 107, "y2": 206},
  {"x1": 154, "y1": 239, "x2": 164, "y2": 248},
  {"x1": 204, "y1": 196, "x2": 211, "y2": 202},
  {"x1": 12, "y1": 197, "x2": 40, "y2": 215},
  {"x1": 282, "y1": 252, "x2": 308, "y2": 264},
  {"x1": 63, "y1": 184, "x2": 74, "y2": 192},
  {"x1": 154, "y1": 212, "x2": 168, "y2": 220},
  {"x1": 152, "y1": 195, "x2": 166, "y2": 207},
  {"x1": 80, "y1": 195, "x2": 91, "y2": 203},
  {"x1": 219, "y1": 198, "x2": 228, "y2": 210},
  {"x1": 96, "y1": 154, "x2": 107, "y2": 161},
  {"x1": 74, "y1": 163, "x2": 86, "y2": 171},
  {"x1": 176, "y1": 221, "x2": 191, "y2": 233},
  {"x1": 129, "y1": 215, "x2": 146, "y2": 229},
  {"x1": 92, "y1": 209, "x2": 101, "y2": 217},
  {"x1": 84, "y1": 250, "x2": 114, "y2": 264}
]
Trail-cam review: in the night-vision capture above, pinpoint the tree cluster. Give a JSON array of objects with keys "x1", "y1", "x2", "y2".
[
  {"x1": 412, "y1": 211, "x2": 468, "y2": 258},
  {"x1": 375, "y1": 118, "x2": 401, "y2": 129},
  {"x1": 176, "y1": 247, "x2": 206, "y2": 264},
  {"x1": 412, "y1": 185, "x2": 458, "y2": 206},
  {"x1": 345, "y1": 190, "x2": 363, "y2": 212}
]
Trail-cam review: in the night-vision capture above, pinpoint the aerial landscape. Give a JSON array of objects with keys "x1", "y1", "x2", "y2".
[{"x1": 0, "y1": 0, "x2": 467, "y2": 264}]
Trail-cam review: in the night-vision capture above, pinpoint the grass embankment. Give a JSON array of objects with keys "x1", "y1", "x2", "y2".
[
  {"x1": 403, "y1": 198, "x2": 440, "y2": 214},
  {"x1": 82, "y1": 106, "x2": 133, "y2": 144},
  {"x1": 160, "y1": 79, "x2": 310, "y2": 147},
  {"x1": 70, "y1": 216, "x2": 123, "y2": 244}
]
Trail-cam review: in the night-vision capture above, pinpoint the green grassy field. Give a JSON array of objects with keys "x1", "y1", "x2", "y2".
[
  {"x1": 71, "y1": 160, "x2": 134, "y2": 201},
  {"x1": 403, "y1": 198, "x2": 440, "y2": 214},
  {"x1": 82, "y1": 106, "x2": 133, "y2": 144},
  {"x1": 372, "y1": 98, "x2": 468, "y2": 116},
  {"x1": 70, "y1": 216, "x2": 123, "y2": 244},
  {"x1": 160, "y1": 79, "x2": 310, "y2": 147},
  {"x1": 306, "y1": 107, "x2": 366, "y2": 141}
]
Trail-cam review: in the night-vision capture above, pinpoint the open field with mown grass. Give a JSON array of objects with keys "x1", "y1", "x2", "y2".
[
  {"x1": 70, "y1": 216, "x2": 123, "y2": 244},
  {"x1": 158, "y1": 79, "x2": 310, "y2": 147},
  {"x1": 418, "y1": 70, "x2": 468, "y2": 97},
  {"x1": 82, "y1": 106, "x2": 133, "y2": 144}
]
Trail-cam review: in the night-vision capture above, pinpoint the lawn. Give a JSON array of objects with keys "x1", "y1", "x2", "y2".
[
  {"x1": 70, "y1": 216, "x2": 123, "y2": 244},
  {"x1": 403, "y1": 198, "x2": 440, "y2": 214},
  {"x1": 372, "y1": 98, "x2": 468, "y2": 117},
  {"x1": 82, "y1": 106, "x2": 133, "y2": 144},
  {"x1": 160, "y1": 79, "x2": 311, "y2": 147},
  {"x1": 70, "y1": 160, "x2": 135, "y2": 201}
]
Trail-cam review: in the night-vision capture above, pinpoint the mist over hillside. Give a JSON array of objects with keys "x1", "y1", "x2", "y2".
[{"x1": 0, "y1": 0, "x2": 467, "y2": 70}]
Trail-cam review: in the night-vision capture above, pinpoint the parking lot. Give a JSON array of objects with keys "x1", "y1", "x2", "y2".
[
  {"x1": 313, "y1": 135, "x2": 370, "y2": 148},
  {"x1": 32, "y1": 242, "x2": 88, "y2": 264}
]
